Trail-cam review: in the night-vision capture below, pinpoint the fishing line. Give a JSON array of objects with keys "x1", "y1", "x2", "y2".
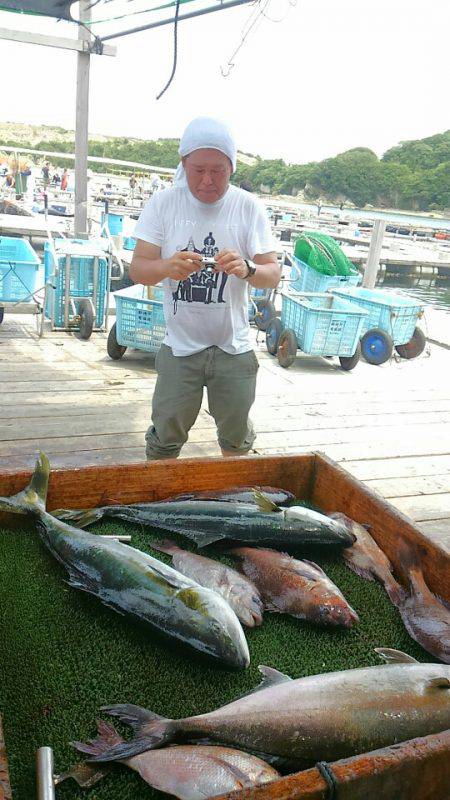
[
  {"x1": 220, "y1": 0, "x2": 270, "y2": 77},
  {"x1": 261, "y1": 0, "x2": 297, "y2": 24},
  {"x1": 156, "y1": 0, "x2": 181, "y2": 98}
]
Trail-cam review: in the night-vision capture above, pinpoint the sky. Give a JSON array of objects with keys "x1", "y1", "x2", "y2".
[{"x1": 1, "y1": 0, "x2": 449, "y2": 164}]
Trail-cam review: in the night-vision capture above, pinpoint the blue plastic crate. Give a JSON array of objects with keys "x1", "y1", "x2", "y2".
[
  {"x1": 123, "y1": 236, "x2": 137, "y2": 251},
  {"x1": 101, "y1": 212, "x2": 123, "y2": 236},
  {"x1": 0, "y1": 237, "x2": 40, "y2": 302},
  {"x1": 281, "y1": 292, "x2": 368, "y2": 357},
  {"x1": 290, "y1": 256, "x2": 361, "y2": 293},
  {"x1": 44, "y1": 240, "x2": 109, "y2": 328},
  {"x1": 115, "y1": 286, "x2": 166, "y2": 353},
  {"x1": 148, "y1": 284, "x2": 164, "y2": 302},
  {"x1": 331, "y1": 287, "x2": 424, "y2": 345}
]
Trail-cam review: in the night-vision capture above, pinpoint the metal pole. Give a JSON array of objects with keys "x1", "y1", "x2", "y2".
[
  {"x1": 102, "y1": 0, "x2": 254, "y2": 41},
  {"x1": 74, "y1": 1, "x2": 91, "y2": 237},
  {"x1": 363, "y1": 219, "x2": 386, "y2": 289},
  {"x1": 36, "y1": 747, "x2": 56, "y2": 800}
]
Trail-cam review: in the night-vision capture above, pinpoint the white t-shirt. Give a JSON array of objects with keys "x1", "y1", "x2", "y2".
[{"x1": 134, "y1": 184, "x2": 276, "y2": 357}]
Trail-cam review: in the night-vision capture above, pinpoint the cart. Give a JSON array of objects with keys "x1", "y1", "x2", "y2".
[
  {"x1": 0, "y1": 236, "x2": 41, "y2": 325},
  {"x1": 265, "y1": 291, "x2": 368, "y2": 371},
  {"x1": 331, "y1": 286, "x2": 426, "y2": 365},
  {"x1": 43, "y1": 237, "x2": 116, "y2": 340},
  {"x1": 248, "y1": 287, "x2": 274, "y2": 326},
  {"x1": 107, "y1": 283, "x2": 165, "y2": 359},
  {"x1": 290, "y1": 255, "x2": 361, "y2": 293}
]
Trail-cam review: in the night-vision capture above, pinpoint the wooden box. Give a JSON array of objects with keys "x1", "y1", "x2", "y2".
[{"x1": 1, "y1": 452, "x2": 449, "y2": 799}]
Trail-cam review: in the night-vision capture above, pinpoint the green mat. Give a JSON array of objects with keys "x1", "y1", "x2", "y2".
[{"x1": 0, "y1": 516, "x2": 430, "y2": 800}]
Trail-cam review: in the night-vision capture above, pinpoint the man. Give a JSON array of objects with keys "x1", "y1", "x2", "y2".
[{"x1": 131, "y1": 116, "x2": 279, "y2": 460}]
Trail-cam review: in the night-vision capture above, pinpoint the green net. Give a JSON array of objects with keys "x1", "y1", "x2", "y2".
[{"x1": 294, "y1": 232, "x2": 358, "y2": 276}]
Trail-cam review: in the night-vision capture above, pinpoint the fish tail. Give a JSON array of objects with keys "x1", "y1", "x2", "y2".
[
  {"x1": 0, "y1": 451, "x2": 49, "y2": 516},
  {"x1": 85, "y1": 704, "x2": 176, "y2": 761},
  {"x1": 148, "y1": 538, "x2": 180, "y2": 556},
  {"x1": 72, "y1": 719, "x2": 124, "y2": 758}
]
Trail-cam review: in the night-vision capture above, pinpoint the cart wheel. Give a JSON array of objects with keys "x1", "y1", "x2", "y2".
[
  {"x1": 266, "y1": 318, "x2": 283, "y2": 355},
  {"x1": 361, "y1": 328, "x2": 393, "y2": 365},
  {"x1": 254, "y1": 299, "x2": 276, "y2": 331},
  {"x1": 0, "y1": 307, "x2": 4, "y2": 324},
  {"x1": 277, "y1": 329, "x2": 297, "y2": 368},
  {"x1": 395, "y1": 327, "x2": 426, "y2": 359},
  {"x1": 107, "y1": 323, "x2": 127, "y2": 360},
  {"x1": 339, "y1": 342, "x2": 361, "y2": 371},
  {"x1": 77, "y1": 299, "x2": 95, "y2": 340}
]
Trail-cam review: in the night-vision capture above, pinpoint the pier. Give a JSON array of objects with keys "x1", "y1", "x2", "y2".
[{"x1": 1, "y1": 312, "x2": 449, "y2": 554}]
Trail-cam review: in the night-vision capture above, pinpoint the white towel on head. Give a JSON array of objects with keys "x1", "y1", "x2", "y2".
[{"x1": 174, "y1": 116, "x2": 237, "y2": 187}]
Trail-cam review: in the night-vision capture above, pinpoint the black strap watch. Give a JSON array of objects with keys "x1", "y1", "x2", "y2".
[{"x1": 244, "y1": 259, "x2": 257, "y2": 279}]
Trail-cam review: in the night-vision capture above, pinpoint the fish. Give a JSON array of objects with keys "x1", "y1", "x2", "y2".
[
  {"x1": 333, "y1": 514, "x2": 450, "y2": 663},
  {"x1": 331, "y1": 512, "x2": 398, "y2": 592},
  {"x1": 54, "y1": 491, "x2": 355, "y2": 550},
  {"x1": 0, "y1": 454, "x2": 250, "y2": 669},
  {"x1": 149, "y1": 540, "x2": 263, "y2": 628},
  {"x1": 84, "y1": 650, "x2": 450, "y2": 768},
  {"x1": 382, "y1": 543, "x2": 450, "y2": 664},
  {"x1": 163, "y1": 487, "x2": 295, "y2": 506},
  {"x1": 229, "y1": 546, "x2": 359, "y2": 628},
  {"x1": 72, "y1": 720, "x2": 279, "y2": 799}
]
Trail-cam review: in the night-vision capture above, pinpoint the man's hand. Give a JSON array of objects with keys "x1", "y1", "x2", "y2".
[
  {"x1": 167, "y1": 250, "x2": 203, "y2": 280},
  {"x1": 215, "y1": 249, "x2": 249, "y2": 279}
]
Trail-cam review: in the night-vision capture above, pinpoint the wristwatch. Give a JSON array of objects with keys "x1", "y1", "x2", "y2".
[{"x1": 244, "y1": 259, "x2": 257, "y2": 279}]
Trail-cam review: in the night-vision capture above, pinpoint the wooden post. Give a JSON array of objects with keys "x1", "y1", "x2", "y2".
[
  {"x1": 74, "y1": 1, "x2": 91, "y2": 237},
  {"x1": 363, "y1": 219, "x2": 386, "y2": 288}
]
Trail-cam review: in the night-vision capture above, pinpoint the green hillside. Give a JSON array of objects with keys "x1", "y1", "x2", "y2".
[{"x1": 1, "y1": 122, "x2": 449, "y2": 212}]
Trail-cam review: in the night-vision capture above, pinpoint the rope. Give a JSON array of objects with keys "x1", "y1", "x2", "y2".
[
  {"x1": 315, "y1": 761, "x2": 339, "y2": 800},
  {"x1": 156, "y1": 0, "x2": 181, "y2": 99}
]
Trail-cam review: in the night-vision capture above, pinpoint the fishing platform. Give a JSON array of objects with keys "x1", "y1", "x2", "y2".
[{"x1": 1, "y1": 311, "x2": 449, "y2": 554}]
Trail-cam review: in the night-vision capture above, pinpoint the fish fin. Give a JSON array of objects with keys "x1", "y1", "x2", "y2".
[
  {"x1": 257, "y1": 665, "x2": 293, "y2": 686},
  {"x1": 342, "y1": 558, "x2": 377, "y2": 583},
  {"x1": 52, "y1": 507, "x2": 106, "y2": 528},
  {"x1": 263, "y1": 600, "x2": 284, "y2": 614},
  {"x1": 210, "y1": 756, "x2": 255, "y2": 788},
  {"x1": 426, "y1": 677, "x2": 450, "y2": 690},
  {"x1": 63, "y1": 570, "x2": 126, "y2": 616},
  {"x1": 189, "y1": 531, "x2": 225, "y2": 548},
  {"x1": 252, "y1": 490, "x2": 280, "y2": 514},
  {"x1": 54, "y1": 761, "x2": 108, "y2": 789},
  {"x1": 85, "y1": 736, "x2": 158, "y2": 762},
  {"x1": 72, "y1": 719, "x2": 124, "y2": 757},
  {"x1": 101, "y1": 704, "x2": 167, "y2": 734},
  {"x1": 148, "y1": 539, "x2": 180, "y2": 557},
  {"x1": 0, "y1": 451, "x2": 50, "y2": 516},
  {"x1": 375, "y1": 648, "x2": 419, "y2": 664}
]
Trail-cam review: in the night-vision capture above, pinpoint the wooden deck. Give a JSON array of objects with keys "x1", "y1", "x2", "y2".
[{"x1": 1, "y1": 313, "x2": 449, "y2": 553}]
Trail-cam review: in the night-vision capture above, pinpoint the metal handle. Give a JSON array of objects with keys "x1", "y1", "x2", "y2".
[{"x1": 36, "y1": 747, "x2": 55, "y2": 800}]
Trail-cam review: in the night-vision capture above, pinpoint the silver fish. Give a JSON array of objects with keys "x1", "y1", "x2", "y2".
[
  {"x1": 150, "y1": 540, "x2": 263, "y2": 628},
  {"x1": 87, "y1": 650, "x2": 450, "y2": 768}
]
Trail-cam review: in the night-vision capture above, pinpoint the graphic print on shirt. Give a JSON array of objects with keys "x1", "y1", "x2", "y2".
[{"x1": 172, "y1": 232, "x2": 228, "y2": 314}]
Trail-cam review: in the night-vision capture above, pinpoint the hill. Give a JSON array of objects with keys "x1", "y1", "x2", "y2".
[{"x1": 1, "y1": 122, "x2": 449, "y2": 211}]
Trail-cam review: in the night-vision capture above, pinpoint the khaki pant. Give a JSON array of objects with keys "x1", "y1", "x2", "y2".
[{"x1": 146, "y1": 344, "x2": 259, "y2": 460}]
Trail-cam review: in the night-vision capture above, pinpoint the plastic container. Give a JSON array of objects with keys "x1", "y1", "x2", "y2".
[
  {"x1": 44, "y1": 239, "x2": 109, "y2": 328},
  {"x1": 331, "y1": 287, "x2": 424, "y2": 345},
  {"x1": 281, "y1": 292, "x2": 367, "y2": 356},
  {"x1": 0, "y1": 237, "x2": 40, "y2": 302},
  {"x1": 123, "y1": 236, "x2": 137, "y2": 251},
  {"x1": 148, "y1": 284, "x2": 164, "y2": 302},
  {"x1": 101, "y1": 212, "x2": 124, "y2": 236},
  {"x1": 114, "y1": 284, "x2": 166, "y2": 353},
  {"x1": 290, "y1": 256, "x2": 361, "y2": 293}
]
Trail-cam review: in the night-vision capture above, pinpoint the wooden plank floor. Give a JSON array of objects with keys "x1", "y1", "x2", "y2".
[{"x1": 0, "y1": 313, "x2": 449, "y2": 554}]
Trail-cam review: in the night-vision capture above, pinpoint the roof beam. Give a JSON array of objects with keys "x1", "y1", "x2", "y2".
[
  {"x1": 101, "y1": 0, "x2": 254, "y2": 42},
  {"x1": 0, "y1": 26, "x2": 116, "y2": 54}
]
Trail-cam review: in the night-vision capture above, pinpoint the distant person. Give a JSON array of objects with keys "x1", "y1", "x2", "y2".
[
  {"x1": 61, "y1": 168, "x2": 68, "y2": 191},
  {"x1": 53, "y1": 172, "x2": 61, "y2": 186},
  {"x1": 317, "y1": 202, "x2": 322, "y2": 216},
  {"x1": 42, "y1": 162, "x2": 50, "y2": 187},
  {"x1": 239, "y1": 179, "x2": 253, "y2": 193}
]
